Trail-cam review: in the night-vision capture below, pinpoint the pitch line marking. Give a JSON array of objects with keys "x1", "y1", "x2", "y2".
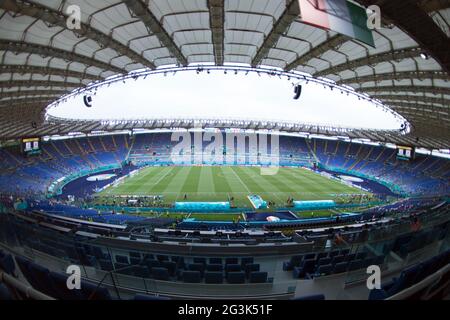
[{"x1": 229, "y1": 167, "x2": 251, "y2": 193}]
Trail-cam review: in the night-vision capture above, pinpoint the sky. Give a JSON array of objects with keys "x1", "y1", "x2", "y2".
[{"x1": 47, "y1": 69, "x2": 404, "y2": 130}]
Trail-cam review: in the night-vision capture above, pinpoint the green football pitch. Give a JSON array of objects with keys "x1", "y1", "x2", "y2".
[{"x1": 97, "y1": 166, "x2": 368, "y2": 208}]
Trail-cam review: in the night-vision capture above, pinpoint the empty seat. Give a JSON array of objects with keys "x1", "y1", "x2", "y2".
[
  {"x1": 182, "y1": 271, "x2": 202, "y2": 283},
  {"x1": 209, "y1": 258, "x2": 222, "y2": 265},
  {"x1": 316, "y1": 252, "x2": 328, "y2": 260},
  {"x1": 193, "y1": 257, "x2": 206, "y2": 265},
  {"x1": 206, "y1": 264, "x2": 223, "y2": 272},
  {"x1": 333, "y1": 262, "x2": 348, "y2": 274},
  {"x1": 340, "y1": 249, "x2": 350, "y2": 256},
  {"x1": 225, "y1": 257, "x2": 238, "y2": 265},
  {"x1": 346, "y1": 253, "x2": 356, "y2": 261},
  {"x1": 114, "y1": 263, "x2": 130, "y2": 274},
  {"x1": 356, "y1": 252, "x2": 368, "y2": 260},
  {"x1": 132, "y1": 266, "x2": 151, "y2": 278},
  {"x1": 162, "y1": 261, "x2": 177, "y2": 276},
  {"x1": 328, "y1": 251, "x2": 340, "y2": 258},
  {"x1": 227, "y1": 271, "x2": 246, "y2": 284},
  {"x1": 293, "y1": 259, "x2": 315, "y2": 279},
  {"x1": 244, "y1": 263, "x2": 260, "y2": 276},
  {"x1": 241, "y1": 257, "x2": 254, "y2": 267},
  {"x1": 146, "y1": 259, "x2": 162, "y2": 269},
  {"x1": 49, "y1": 271, "x2": 84, "y2": 300},
  {"x1": 284, "y1": 255, "x2": 303, "y2": 271},
  {"x1": 171, "y1": 256, "x2": 185, "y2": 268},
  {"x1": 130, "y1": 257, "x2": 142, "y2": 265},
  {"x1": 129, "y1": 251, "x2": 141, "y2": 259},
  {"x1": 115, "y1": 255, "x2": 129, "y2": 264},
  {"x1": 331, "y1": 255, "x2": 345, "y2": 265},
  {"x1": 188, "y1": 263, "x2": 205, "y2": 276},
  {"x1": 156, "y1": 255, "x2": 169, "y2": 262},
  {"x1": 0, "y1": 252, "x2": 15, "y2": 276},
  {"x1": 348, "y1": 259, "x2": 364, "y2": 271},
  {"x1": 249, "y1": 271, "x2": 268, "y2": 283},
  {"x1": 205, "y1": 271, "x2": 223, "y2": 284},
  {"x1": 225, "y1": 264, "x2": 241, "y2": 274},
  {"x1": 81, "y1": 280, "x2": 112, "y2": 300},
  {"x1": 151, "y1": 267, "x2": 170, "y2": 281},
  {"x1": 315, "y1": 264, "x2": 333, "y2": 277},
  {"x1": 318, "y1": 257, "x2": 332, "y2": 265},
  {"x1": 98, "y1": 259, "x2": 114, "y2": 271}
]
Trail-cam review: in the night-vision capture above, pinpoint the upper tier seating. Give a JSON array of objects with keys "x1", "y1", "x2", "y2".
[{"x1": 0, "y1": 133, "x2": 449, "y2": 198}]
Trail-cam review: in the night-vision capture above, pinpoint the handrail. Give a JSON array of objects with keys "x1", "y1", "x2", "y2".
[
  {"x1": 387, "y1": 263, "x2": 450, "y2": 300},
  {"x1": 0, "y1": 271, "x2": 55, "y2": 300}
]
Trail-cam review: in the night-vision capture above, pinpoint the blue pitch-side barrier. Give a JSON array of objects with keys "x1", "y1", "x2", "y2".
[
  {"x1": 293, "y1": 200, "x2": 336, "y2": 210},
  {"x1": 174, "y1": 201, "x2": 231, "y2": 211}
]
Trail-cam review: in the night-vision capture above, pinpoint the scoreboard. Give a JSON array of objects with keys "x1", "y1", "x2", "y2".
[
  {"x1": 22, "y1": 137, "x2": 41, "y2": 156},
  {"x1": 397, "y1": 145, "x2": 415, "y2": 161}
]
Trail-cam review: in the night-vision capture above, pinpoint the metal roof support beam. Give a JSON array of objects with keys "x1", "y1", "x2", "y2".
[
  {"x1": 0, "y1": 0, "x2": 155, "y2": 69},
  {"x1": 285, "y1": 34, "x2": 347, "y2": 71},
  {"x1": 0, "y1": 80, "x2": 82, "y2": 89},
  {"x1": 0, "y1": 97, "x2": 57, "y2": 107},
  {"x1": 359, "y1": 85, "x2": 450, "y2": 96},
  {"x1": 391, "y1": 102, "x2": 449, "y2": 115},
  {"x1": 357, "y1": 0, "x2": 450, "y2": 73},
  {"x1": 123, "y1": 0, "x2": 188, "y2": 66},
  {"x1": 375, "y1": 94, "x2": 449, "y2": 106},
  {"x1": 0, "y1": 89, "x2": 67, "y2": 100},
  {"x1": 251, "y1": 0, "x2": 300, "y2": 67},
  {"x1": 337, "y1": 70, "x2": 450, "y2": 85},
  {"x1": 0, "y1": 40, "x2": 125, "y2": 74},
  {"x1": 0, "y1": 65, "x2": 102, "y2": 81},
  {"x1": 207, "y1": 0, "x2": 224, "y2": 65},
  {"x1": 314, "y1": 47, "x2": 422, "y2": 77}
]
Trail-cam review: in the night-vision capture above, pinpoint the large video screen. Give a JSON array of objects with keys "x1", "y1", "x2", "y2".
[
  {"x1": 22, "y1": 137, "x2": 41, "y2": 156},
  {"x1": 397, "y1": 146, "x2": 414, "y2": 161}
]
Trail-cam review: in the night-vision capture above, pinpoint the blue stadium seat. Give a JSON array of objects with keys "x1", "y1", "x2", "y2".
[
  {"x1": 188, "y1": 263, "x2": 205, "y2": 276},
  {"x1": 182, "y1": 271, "x2": 202, "y2": 283},
  {"x1": 209, "y1": 257, "x2": 222, "y2": 265},
  {"x1": 225, "y1": 257, "x2": 238, "y2": 265},
  {"x1": 249, "y1": 271, "x2": 268, "y2": 283},
  {"x1": 293, "y1": 259, "x2": 315, "y2": 278},
  {"x1": 333, "y1": 262, "x2": 348, "y2": 274},
  {"x1": 206, "y1": 264, "x2": 223, "y2": 272},
  {"x1": 227, "y1": 271, "x2": 246, "y2": 284},
  {"x1": 98, "y1": 259, "x2": 114, "y2": 271},
  {"x1": 205, "y1": 271, "x2": 224, "y2": 284},
  {"x1": 81, "y1": 280, "x2": 112, "y2": 300},
  {"x1": 193, "y1": 257, "x2": 206, "y2": 265},
  {"x1": 115, "y1": 255, "x2": 129, "y2": 264},
  {"x1": 348, "y1": 259, "x2": 364, "y2": 271},
  {"x1": 331, "y1": 255, "x2": 345, "y2": 265},
  {"x1": 241, "y1": 257, "x2": 254, "y2": 267},
  {"x1": 225, "y1": 264, "x2": 241, "y2": 274},
  {"x1": 318, "y1": 257, "x2": 332, "y2": 265},
  {"x1": 162, "y1": 261, "x2": 177, "y2": 276},
  {"x1": 146, "y1": 259, "x2": 162, "y2": 269},
  {"x1": 151, "y1": 267, "x2": 170, "y2": 281},
  {"x1": 0, "y1": 251, "x2": 15, "y2": 276},
  {"x1": 0, "y1": 283, "x2": 13, "y2": 300}
]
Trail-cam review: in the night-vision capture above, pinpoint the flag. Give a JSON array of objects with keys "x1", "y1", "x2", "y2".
[{"x1": 298, "y1": 0, "x2": 375, "y2": 47}]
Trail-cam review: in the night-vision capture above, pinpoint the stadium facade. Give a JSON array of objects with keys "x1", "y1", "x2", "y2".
[{"x1": 0, "y1": 0, "x2": 449, "y2": 301}]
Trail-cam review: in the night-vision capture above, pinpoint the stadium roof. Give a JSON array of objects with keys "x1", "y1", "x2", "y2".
[{"x1": 0, "y1": 0, "x2": 449, "y2": 149}]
